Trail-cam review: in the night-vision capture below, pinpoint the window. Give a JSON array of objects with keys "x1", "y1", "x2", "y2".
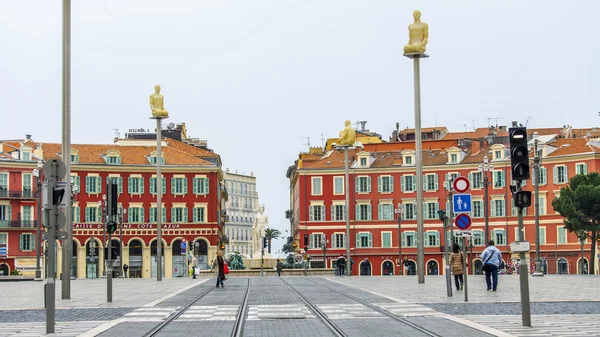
[
  {"x1": 554, "y1": 165, "x2": 568, "y2": 184},
  {"x1": 0, "y1": 233, "x2": 6, "y2": 245},
  {"x1": 22, "y1": 206, "x2": 33, "y2": 221},
  {"x1": 332, "y1": 233, "x2": 345, "y2": 248},
  {"x1": 494, "y1": 150, "x2": 502, "y2": 160},
  {"x1": 424, "y1": 202, "x2": 438, "y2": 219},
  {"x1": 576, "y1": 163, "x2": 588, "y2": 175},
  {"x1": 22, "y1": 173, "x2": 32, "y2": 198},
  {"x1": 355, "y1": 176, "x2": 370, "y2": 193},
  {"x1": 128, "y1": 177, "x2": 144, "y2": 195},
  {"x1": 534, "y1": 167, "x2": 547, "y2": 185},
  {"x1": 310, "y1": 233, "x2": 323, "y2": 248},
  {"x1": 193, "y1": 177, "x2": 209, "y2": 195},
  {"x1": 404, "y1": 156, "x2": 413, "y2": 165},
  {"x1": 472, "y1": 230, "x2": 484, "y2": 246},
  {"x1": 402, "y1": 232, "x2": 416, "y2": 247},
  {"x1": 331, "y1": 204, "x2": 346, "y2": 221},
  {"x1": 128, "y1": 207, "x2": 145, "y2": 223},
  {"x1": 402, "y1": 175, "x2": 416, "y2": 192},
  {"x1": 0, "y1": 205, "x2": 11, "y2": 224},
  {"x1": 402, "y1": 203, "x2": 416, "y2": 220},
  {"x1": 333, "y1": 177, "x2": 344, "y2": 194},
  {"x1": 171, "y1": 177, "x2": 188, "y2": 195},
  {"x1": 71, "y1": 154, "x2": 79, "y2": 163},
  {"x1": 491, "y1": 199, "x2": 505, "y2": 217},
  {"x1": 22, "y1": 151, "x2": 31, "y2": 161},
  {"x1": 382, "y1": 232, "x2": 392, "y2": 248},
  {"x1": 149, "y1": 207, "x2": 167, "y2": 223},
  {"x1": 311, "y1": 177, "x2": 322, "y2": 195},
  {"x1": 493, "y1": 170, "x2": 505, "y2": 188},
  {"x1": 72, "y1": 206, "x2": 80, "y2": 222},
  {"x1": 171, "y1": 207, "x2": 188, "y2": 223},
  {"x1": 425, "y1": 231, "x2": 440, "y2": 246},
  {"x1": 450, "y1": 153, "x2": 458, "y2": 163},
  {"x1": 425, "y1": 174, "x2": 438, "y2": 191},
  {"x1": 360, "y1": 158, "x2": 367, "y2": 166},
  {"x1": 378, "y1": 203, "x2": 394, "y2": 220},
  {"x1": 108, "y1": 177, "x2": 122, "y2": 194},
  {"x1": 558, "y1": 227, "x2": 567, "y2": 244},
  {"x1": 538, "y1": 227, "x2": 546, "y2": 245},
  {"x1": 85, "y1": 176, "x2": 101, "y2": 194},
  {"x1": 85, "y1": 207, "x2": 99, "y2": 223},
  {"x1": 539, "y1": 197, "x2": 546, "y2": 215},
  {"x1": 493, "y1": 229, "x2": 506, "y2": 245},
  {"x1": 356, "y1": 232, "x2": 373, "y2": 248},
  {"x1": 511, "y1": 199, "x2": 527, "y2": 216},
  {"x1": 378, "y1": 176, "x2": 394, "y2": 193},
  {"x1": 149, "y1": 156, "x2": 165, "y2": 165},
  {"x1": 0, "y1": 173, "x2": 7, "y2": 197},
  {"x1": 356, "y1": 204, "x2": 372, "y2": 220},
  {"x1": 309, "y1": 204, "x2": 325, "y2": 221},
  {"x1": 193, "y1": 207, "x2": 206, "y2": 223},
  {"x1": 107, "y1": 156, "x2": 121, "y2": 165},
  {"x1": 469, "y1": 172, "x2": 483, "y2": 189},
  {"x1": 150, "y1": 177, "x2": 167, "y2": 194},
  {"x1": 472, "y1": 200, "x2": 483, "y2": 218},
  {"x1": 19, "y1": 233, "x2": 34, "y2": 251}
]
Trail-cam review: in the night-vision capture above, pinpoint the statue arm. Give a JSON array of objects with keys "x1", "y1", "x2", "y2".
[
  {"x1": 149, "y1": 95, "x2": 155, "y2": 110},
  {"x1": 422, "y1": 23, "x2": 429, "y2": 45},
  {"x1": 407, "y1": 24, "x2": 413, "y2": 44}
]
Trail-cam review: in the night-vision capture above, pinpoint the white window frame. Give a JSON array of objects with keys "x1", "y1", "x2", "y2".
[
  {"x1": 575, "y1": 163, "x2": 588, "y2": 175},
  {"x1": 333, "y1": 176, "x2": 344, "y2": 195},
  {"x1": 309, "y1": 203, "x2": 326, "y2": 222},
  {"x1": 378, "y1": 175, "x2": 394, "y2": 193},
  {"x1": 378, "y1": 202, "x2": 394, "y2": 220},
  {"x1": 311, "y1": 177, "x2": 322, "y2": 196},
  {"x1": 425, "y1": 173, "x2": 438, "y2": 191},
  {"x1": 402, "y1": 175, "x2": 416, "y2": 192},
  {"x1": 381, "y1": 231, "x2": 392, "y2": 248}
]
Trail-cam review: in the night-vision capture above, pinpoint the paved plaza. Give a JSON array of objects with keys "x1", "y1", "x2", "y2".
[{"x1": 0, "y1": 275, "x2": 597, "y2": 336}]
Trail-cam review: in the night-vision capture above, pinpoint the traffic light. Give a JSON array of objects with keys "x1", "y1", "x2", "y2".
[
  {"x1": 52, "y1": 187, "x2": 65, "y2": 205},
  {"x1": 509, "y1": 127, "x2": 530, "y2": 181},
  {"x1": 304, "y1": 233, "x2": 309, "y2": 247},
  {"x1": 108, "y1": 183, "x2": 118, "y2": 216},
  {"x1": 107, "y1": 221, "x2": 118, "y2": 234},
  {"x1": 514, "y1": 191, "x2": 532, "y2": 208},
  {"x1": 437, "y1": 209, "x2": 446, "y2": 222},
  {"x1": 263, "y1": 237, "x2": 268, "y2": 249},
  {"x1": 219, "y1": 243, "x2": 225, "y2": 250}
]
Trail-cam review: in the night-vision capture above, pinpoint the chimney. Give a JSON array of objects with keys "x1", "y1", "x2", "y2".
[
  {"x1": 471, "y1": 139, "x2": 481, "y2": 155},
  {"x1": 25, "y1": 134, "x2": 31, "y2": 140}
]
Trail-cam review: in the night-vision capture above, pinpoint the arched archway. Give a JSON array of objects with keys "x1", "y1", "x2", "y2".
[
  {"x1": 404, "y1": 259, "x2": 417, "y2": 275},
  {"x1": 360, "y1": 259, "x2": 372, "y2": 276},
  {"x1": 150, "y1": 239, "x2": 166, "y2": 278},
  {"x1": 426, "y1": 260, "x2": 439, "y2": 275},
  {"x1": 171, "y1": 239, "x2": 186, "y2": 277},
  {"x1": 71, "y1": 240, "x2": 78, "y2": 279},
  {"x1": 382, "y1": 260, "x2": 394, "y2": 275},
  {"x1": 192, "y1": 238, "x2": 209, "y2": 270},
  {"x1": 128, "y1": 239, "x2": 143, "y2": 278},
  {"x1": 473, "y1": 259, "x2": 483, "y2": 275},
  {"x1": 0, "y1": 263, "x2": 9, "y2": 276},
  {"x1": 557, "y1": 257, "x2": 568, "y2": 275},
  {"x1": 577, "y1": 257, "x2": 589, "y2": 274},
  {"x1": 85, "y1": 238, "x2": 100, "y2": 278}
]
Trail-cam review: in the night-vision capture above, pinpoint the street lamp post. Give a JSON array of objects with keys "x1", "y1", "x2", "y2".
[
  {"x1": 478, "y1": 156, "x2": 494, "y2": 243},
  {"x1": 437, "y1": 209, "x2": 452, "y2": 297},
  {"x1": 532, "y1": 133, "x2": 543, "y2": 277},
  {"x1": 98, "y1": 195, "x2": 106, "y2": 277},
  {"x1": 69, "y1": 176, "x2": 78, "y2": 279},
  {"x1": 394, "y1": 208, "x2": 402, "y2": 276},
  {"x1": 320, "y1": 237, "x2": 327, "y2": 268},
  {"x1": 118, "y1": 207, "x2": 126, "y2": 277},
  {"x1": 150, "y1": 113, "x2": 167, "y2": 282},
  {"x1": 33, "y1": 160, "x2": 44, "y2": 280}
]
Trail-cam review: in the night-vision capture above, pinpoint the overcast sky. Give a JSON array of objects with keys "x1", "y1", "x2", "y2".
[{"x1": 1, "y1": 1, "x2": 599, "y2": 253}]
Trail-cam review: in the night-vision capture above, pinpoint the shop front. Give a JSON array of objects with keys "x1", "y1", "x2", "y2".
[{"x1": 128, "y1": 239, "x2": 143, "y2": 278}]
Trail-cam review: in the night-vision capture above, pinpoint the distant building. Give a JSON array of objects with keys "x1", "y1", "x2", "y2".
[{"x1": 223, "y1": 170, "x2": 259, "y2": 258}]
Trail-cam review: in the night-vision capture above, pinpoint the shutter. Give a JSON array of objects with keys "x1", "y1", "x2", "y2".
[
  {"x1": 468, "y1": 172, "x2": 473, "y2": 187},
  {"x1": 193, "y1": 208, "x2": 198, "y2": 222},
  {"x1": 183, "y1": 208, "x2": 188, "y2": 223},
  {"x1": 331, "y1": 205, "x2": 335, "y2": 221},
  {"x1": 309, "y1": 206, "x2": 314, "y2": 221},
  {"x1": 320, "y1": 206, "x2": 325, "y2": 221},
  {"x1": 367, "y1": 204, "x2": 372, "y2": 220},
  {"x1": 368, "y1": 233, "x2": 373, "y2": 247},
  {"x1": 331, "y1": 234, "x2": 335, "y2": 248},
  {"x1": 150, "y1": 208, "x2": 155, "y2": 223},
  {"x1": 388, "y1": 205, "x2": 394, "y2": 219},
  {"x1": 128, "y1": 177, "x2": 132, "y2": 194},
  {"x1": 162, "y1": 207, "x2": 166, "y2": 223},
  {"x1": 553, "y1": 167, "x2": 557, "y2": 184},
  {"x1": 401, "y1": 176, "x2": 405, "y2": 191},
  {"x1": 19, "y1": 234, "x2": 23, "y2": 251},
  {"x1": 378, "y1": 204, "x2": 382, "y2": 220},
  {"x1": 434, "y1": 174, "x2": 438, "y2": 190},
  {"x1": 96, "y1": 176, "x2": 101, "y2": 193},
  {"x1": 377, "y1": 177, "x2": 382, "y2": 192},
  {"x1": 343, "y1": 204, "x2": 347, "y2": 220},
  {"x1": 390, "y1": 176, "x2": 394, "y2": 192},
  {"x1": 171, "y1": 178, "x2": 176, "y2": 194},
  {"x1": 162, "y1": 177, "x2": 166, "y2": 194},
  {"x1": 140, "y1": 208, "x2": 145, "y2": 223},
  {"x1": 491, "y1": 200, "x2": 496, "y2": 217},
  {"x1": 193, "y1": 178, "x2": 198, "y2": 194},
  {"x1": 150, "y1": 177, "x2": 156, "y2": 194},
  {"x1": 356, "y1": 233, "x2": 360, "y2": 248},
  {"x1": 402, "y1": 232, "x2": 406, "y2": 246},
  {"x1": 128, "y1": 210, "x2": 132, "y2": 223},
  {"x1": 356, "y1": 204, "x2": 360, "y2": 220},
  {"x1": 85, "y1": 176, "x2": 90, "y2": 193},
  {"x1": 424, "y1": 232, "x2": 429, "y2": 246},
  {"x1": 401, "y1": 204, "x2": 406, "y2": 219},
  {"x1": 501, "y1": 171, "x2": 505, "y2": 187},
  {"x1": 171, "y1": 208, "x2": 175, "y2": 223},
  {"x1": 355, "y1": 177, "x2": 359, "y2": 192},
  {"x1": 7, "y1": 205, "x2": 11, "y2": 222},
  {"x1": 584, "y1": 164, "x2": 588, "y2": 174},
  {"x1": 367, "y1": 177, "x2": 372, "y2": 192},
  {"x1": 140, "y1": 178, "x2": 144, "y2": 194},
  {"x1": 423, "y1": 175, "x2": 427, "y2": 191},
  {"x1": 118, "y1": 177, "x2": 123, "y2": 194},
  {"x1": 204, "y1": 178, "x2": 209, "y2": 194},
  {"x1": 183, "y1": 178, "x2": 188, "y2": 194},
  {"x1": 564, "y1": 166, "x2": 568, "y2": 182},
  {"x1": 412, "y1": 176, "x2": 416, "y2": 191}
]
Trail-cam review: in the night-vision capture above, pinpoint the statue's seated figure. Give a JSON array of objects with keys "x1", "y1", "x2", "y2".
[
  {"x1": 337, "y1": 120, "x2": 356, "y2": 146},
  {"x1": 150, "y1": 85, "x2": 169, "y2": 117},
  {"x1": 403, "y1": 10, "x2": 429, "y2": 54}
]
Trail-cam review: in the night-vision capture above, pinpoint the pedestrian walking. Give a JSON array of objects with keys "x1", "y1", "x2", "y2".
[
  {"x1": 449, "y1": 243, "x2": 464, "y2": 291},
  {"x1": 123, "y1": 264, "x2": 128, "y2": 278},
  {"x1": 276, "y1": 259, "x2": 282, "y2": 277},
  {"x1": 210, "y1": 250, "x2": 226, "y2": 288},
  {"x1": 481, "y1": 240, "x2": 503, "y2": 291},
  {"x1": 336, "y1": 254, "x2": 346, "y2": 276}
]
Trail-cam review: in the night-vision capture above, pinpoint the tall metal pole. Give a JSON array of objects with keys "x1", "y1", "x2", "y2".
[
  {"x1": 517, "y1": 200, "x2": 531, "y2": 326},
  {"x1": 344, "y1": 147, "x2": 351, "y2": 276},
  {"x1": 533, "y1": 141, "x2": 543, "y2": 277},
  {"x1": 462, "y1": 237, "x2": 469, "y2": 302},
  {"x1": 398, "y1": 216, "x2": 402, "y2": 275},
  {"x1": 61, "y1": 0, "x2": 72, "y2": 300},
  {"x1": 119, "y1": 208, "x2": 124, "y2": 277},
  {"x1": 35, "y1": 173, "x2": 42, "y2": 280},
  {"x1": 155, "y1": 117, "x2": 163, "y2": 281},
  {"x1": 442, "y1": 214, "x2": 452, "y2": 297},
  {"x1": 484, "y1": 175, "x2": 490, "y2": 243}
]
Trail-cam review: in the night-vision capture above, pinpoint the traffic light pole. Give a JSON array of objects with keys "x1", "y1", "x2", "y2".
[
  {"x1": 517, "y1": 205, "x2": 531, "y2": 326},
  {"x1": 106, "y1": 183, "x2": 113, "y2": 303},
  {"x1": 441, "y1": 212, "x2": 452, "y2": 297}
]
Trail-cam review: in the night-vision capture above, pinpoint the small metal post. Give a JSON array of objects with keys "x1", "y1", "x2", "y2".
[
  {"x1": 34, "y1": 167, "x2": 43, "y2": 280},
  {"x1": 344, "y1": 147, "x2": 351, "y2": 276},
  {"x1": 463, "y1": 236, "x2": 469, "y2": 302},
  {"x1": 533, "y1": 139, "x2": 543, "y2": 277},
  {"x1": 443, "y1": 214, "x2": 452, "y2": 297},
  {"x1": 107, "y1": 184, "x2": 113, "y2": 303},
  {"x1": 518, "y1": 205, "x2": 531, "y2": 326}
]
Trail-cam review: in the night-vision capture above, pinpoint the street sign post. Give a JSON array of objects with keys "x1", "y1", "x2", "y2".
[
  {"x1": 453, "y1": 176, "x2": 470, "y2": 193},
  {"x1": 0, "y1": 243, "x2": 7, "y2": 258},
  {"x1": 453, "y1": 194, "x2": 472, "y2": 214}
]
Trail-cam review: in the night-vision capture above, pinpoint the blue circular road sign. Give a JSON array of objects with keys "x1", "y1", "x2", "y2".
[{"x1": 455, "y1": 214, "x2": 472, "y2": 230}]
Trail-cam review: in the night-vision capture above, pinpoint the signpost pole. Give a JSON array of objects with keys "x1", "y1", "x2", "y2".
[{"x1": 463, "y1": 236, "x2": 469, "y2": 302}]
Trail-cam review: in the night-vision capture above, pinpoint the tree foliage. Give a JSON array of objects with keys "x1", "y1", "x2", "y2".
[
  {"x1": 552, "y1": 172, "x2": 600, "y2": 273},
  {"x1": 264, "y1": 228, "x2": 281, "y2": 254}
]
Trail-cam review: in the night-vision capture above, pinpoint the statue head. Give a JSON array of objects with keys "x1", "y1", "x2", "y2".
[
  {"x1": 413, "y1": 10, "x2": 421, "y2": 21},
  {"x1": 259, "y1": 205, "x2": 265, "y2": 213},
  {"x1": 155, "y1": 85, "x2": 161, "y2": 93},
  {"x1": 344, "y1": 120, "x2": 351, "y2": 127}
]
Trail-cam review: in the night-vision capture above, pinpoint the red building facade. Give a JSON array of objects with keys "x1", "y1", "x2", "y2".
[
  {"x1": 0, "y1": 131, "x2": 225, "y2": 278},
  {"x1": 288, "y1": 128, "x2": 600, "y2": 276}
]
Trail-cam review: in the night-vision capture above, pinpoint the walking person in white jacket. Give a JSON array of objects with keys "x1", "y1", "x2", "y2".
[{"x1": 481, "y1": 240, "x2": 503, "y2": 291}]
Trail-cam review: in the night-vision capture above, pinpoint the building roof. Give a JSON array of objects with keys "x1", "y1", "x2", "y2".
[
  {"x1": 399, "y1": 127, "x2": 448, "y2": 135},
  {"x1": 546, "y1": 138, "x2": 600, "y2": 157}
]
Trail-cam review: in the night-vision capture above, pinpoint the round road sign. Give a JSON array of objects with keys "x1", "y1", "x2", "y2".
[
  {"x1": 455, "y1": 214, "x2": 472, "y2": 230},
  {"x1": 453, "y1": 176, "x2": 470, "y2": 193}
]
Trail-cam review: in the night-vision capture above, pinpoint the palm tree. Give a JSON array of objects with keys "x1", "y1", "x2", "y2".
[{"x1": 264, "y1": 228, "x2": 281, "y2": 254}]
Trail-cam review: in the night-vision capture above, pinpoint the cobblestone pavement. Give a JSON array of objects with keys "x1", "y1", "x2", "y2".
[
  {"x1": 0, "y1": 308, "x2": 134, "y2": 323},
  {"x1": 465, "y1": 315, "x2": 600, "y2": 337}
]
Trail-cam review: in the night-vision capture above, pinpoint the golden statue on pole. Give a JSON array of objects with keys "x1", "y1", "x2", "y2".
[
  {"x1": 403, "y1": 10, "x2": 429, "y2": 54},
  {"x1": 150, "y1": 85, "x2": 169, "y2": 118},
  {"x1": 337, "y1": 120, "x2": 356, "y2": 146}
]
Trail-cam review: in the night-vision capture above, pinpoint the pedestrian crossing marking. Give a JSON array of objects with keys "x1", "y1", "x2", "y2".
[
  {"x1": 177, "y1": 305, "x2": 239, "y2": 321},
  {"x1": 374, "y1": 303, "x2": 441, "y2": 317},
  {"x1": 317, "y1": 304, "x2": 383, "y2": 319},
  {"x1": 123, "y1": 307, "x2": 179, "y2": 322},
  {"x1": 247, "y1": 305, "x2": 314, "y2": 320}
]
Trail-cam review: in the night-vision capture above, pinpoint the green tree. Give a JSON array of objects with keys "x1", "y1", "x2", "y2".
[
  {"x1": 264, "y1": 228, "x2": 281, "y2": 254},
  {"x1": 552, "y1": 172, "x2": 600, "y2": 274}
]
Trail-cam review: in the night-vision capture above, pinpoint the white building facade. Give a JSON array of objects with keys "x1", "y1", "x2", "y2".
[{"x1": 223, "y1": 170, "x2": 259, "y2": 258}]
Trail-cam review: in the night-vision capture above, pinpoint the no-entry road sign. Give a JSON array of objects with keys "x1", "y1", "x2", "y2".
[
  {"x1": 455, "y1": 214, "x2": 472, "y2": 230},
  {"x1": 453, "y1": 176, "x2": 470, "y2": 193}
]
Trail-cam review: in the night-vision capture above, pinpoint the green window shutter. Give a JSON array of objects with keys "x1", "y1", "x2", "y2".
[
  {"x1": 368, "y1": 233, "x2": 373, "y2": 247},
  {"x1": 150, "y1": 178, "x2": 155, "y2": 194},
  {"x1": 183, "y1": 178, "x2": 188, "y2": 194},
  {"x1": 330, "y1": 205, "x2": 335, "y2": 221},
  {"x1": 401, "y1": 204, "x2": 406, "y2": 219},
  {"x1": 424, "y1": 204, "x2": 429, "y2": 219},
  {"x1": 7, "y1": 205, "x2": 11, "y2": 222},
  {"x1": 377, "y1": 204, "x2": 382, "y2": 220},
  {"x1": 193, "y1": 208, "x2": 198, "y2": 223},
  {"x1": 355, "y1": 205, "x2": 360, "y2": 220},
  {"x1": 355, "y1": 177, "x2": 359, "y2": 192},
  {"x1": 140, "y1": 178, "x2": 144, "y2": 194},
  {"x1": 118, "y1": 177, "x2": 123, "y2": 194},
  {"x1": 583, "y1": 164, "x2": 588, "y2": 174},
  {"x1": 19, "y1": 234, "x2": 23, "y2": 250},
  {"x1": 424, "y1": 233, "x2": 429, "y2": 246},
  {"x1": 140, "y1": 208, "x2": 145, "y2": 223},
  {"x1": 367, "y1": 177, "x2": 372, "y2": 192},
  {"x1": 377, "y1": 177, "x2": 381, "y2": 192},
  {"x1": 128, "y1": 177, "x2": 132, "y2": 194},
  {"x1": 553, "y1": 167, "x2": 557, "y2": 184},
  {"x1": 390, "y1": 176, "x2": 394, "y2": 192},
  {"x1": 564, "y1": 166, "x2": 568, "y2": 181},
  {"x1": 149, "y1": 208, "x2": 155, "y2": 223},
  {"x1": 412, "y1": 176, "x2": 416, "y2": 191},
  {"x1": 423, "y1": 175, "x2": 427, "y2": 190},
  {"x1": 193, "y1": 178, "x2": 198, "y2": 194},
  {"x1": 402, "y1": 232, "x2": 406, "y2": 246},
  {"x1": 501, "y1": 171, "x2": 505, "y2": 187},
  {"x1": 436, "y1": 232, "x2": 440, "y2": 246},
  {"x1": 96, "y1": 176, "x2": 102, "y2": 193},
  {"x1": 309, "y1": 206, "x2": 314, "y2": 221},
  {"x1": 367, "y1": 205, "x2": 372, "y2": 220},
  {"x1": 491, "y1": 201, "x2": 496, "y2": 217},
  {"x1": 205, "y1": 178, "x2": 209, "y2": 194},
  {"x1": 162, "y1": 177, "x2": 166, "y2": 194},
  {"x1": 85, "y1": 176, "x2": 91, "y2": 193},
  {"x1": 401, "y1": 176, "x2": 405, "y2": 191},
  {"x1": 468, "y1": 173, "x2": 473, "y2": 187},
  {"x1": 356, "y1": 234, "x2": 360, "y2": 248},
  {"x1": 171, "y1": 178, "x2": 176, "y2": 194},
  {"x1": 183, "y1": 208, "x2": 188, "y2": 223},
  {"x1": 162, "y1": 207, "x2": 166, "y2": 223},
  {"x1": 434, "y1": 174, "x2": 438, "y2": 190}
]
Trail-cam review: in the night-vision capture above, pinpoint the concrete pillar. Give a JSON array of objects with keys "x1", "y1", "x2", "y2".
[
  {"x1": 98, "y1": 243, "x2": 104, "y2": 277},
  {"x1": 142, "y1": 246, "x2": 151, "y2": 278},
  {"x1": 77, "y1": 246, "x2": 86, "y2": 279},
  {"x1": 165, "y1": 242, "x2": 173, "y2": 278},
  {"x1": 122, "y1": 246, "x2": 129, "y2": 273},
  {"x1": 56, "y1": 246, "x2": 63, "y2": 279}
]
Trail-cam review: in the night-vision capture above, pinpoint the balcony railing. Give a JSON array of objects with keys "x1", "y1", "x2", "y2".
[
  {"x1": 0, "y1": 189, "x2": 37, "y2": 200},
  {"x1": 0, "y1": 220, "x2": 39, "y2": 228}
]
